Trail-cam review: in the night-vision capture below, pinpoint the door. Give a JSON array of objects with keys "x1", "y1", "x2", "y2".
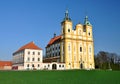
[{"x1": 52, "y1": 64, "x2": 57, "y2": 70}]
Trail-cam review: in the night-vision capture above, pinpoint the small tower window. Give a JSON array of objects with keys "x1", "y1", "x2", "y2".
[
  {"x1": 68, "y1": 29, "x2": 70, "y2": 32},
  {"x1": 83, "y1": 27, "x2": 86, "y2": 32},
  {"x1": 88, "y1": 32, "x2": 90, "y2": 36}
]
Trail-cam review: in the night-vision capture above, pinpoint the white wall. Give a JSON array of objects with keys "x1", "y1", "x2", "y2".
[
  {"x1": 42, "y1": 62, "x2": 65, "y2": 70},
  {"x1": 24, "y1": 49, "x2": 43, "y2": 70}
]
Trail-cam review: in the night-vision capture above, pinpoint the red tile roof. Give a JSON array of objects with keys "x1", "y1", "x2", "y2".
[
  {"x1": 0, "y1": 61, "x2": 12, "y2": 66},
  {"x1": 47, "y1": 35, "x2": 61, "y2": 47},
  {"x1": 14, "y1": 41, "x2": 42, "y2": 53}
]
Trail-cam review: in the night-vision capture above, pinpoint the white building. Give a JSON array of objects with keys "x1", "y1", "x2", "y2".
[{"x1": 12, "y1": 42, "x2": 43, "y2": 70}]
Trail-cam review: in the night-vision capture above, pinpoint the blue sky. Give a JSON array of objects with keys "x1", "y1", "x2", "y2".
[{"x1": 0, "y1": 0, "x2": 120, "y2": 60}]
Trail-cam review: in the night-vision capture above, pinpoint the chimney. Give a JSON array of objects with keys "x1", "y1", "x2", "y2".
[{"x1": 54, "y1": 33, "x2": 56, "y2": 38}]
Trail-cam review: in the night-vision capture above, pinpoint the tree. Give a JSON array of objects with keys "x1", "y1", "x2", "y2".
[{"x1": 95, "y1": 51, "x2": 120, "y2": 70}]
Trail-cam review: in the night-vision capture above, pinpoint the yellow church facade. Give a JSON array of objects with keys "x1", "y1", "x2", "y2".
[
  {"x1": 45, "y1": 10, "x2": 95, "y2": 70},
  {"x1": 60, "y1": 10, "x2": 94, "y2": 69}
]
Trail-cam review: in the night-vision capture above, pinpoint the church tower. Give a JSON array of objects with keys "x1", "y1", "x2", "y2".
[
  {"x1": 61, "y1": 10, "x2": 73, "y2": 69},
  {"x1": 83, "y1": 16, "x2": 95, "y2": 69}
]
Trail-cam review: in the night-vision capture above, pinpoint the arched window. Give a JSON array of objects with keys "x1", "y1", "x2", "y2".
[
  {"x1": 89, "y1": 47, "x2": 92, "y2": 53},
  {"x1": 79, "y1": 30, "x2": 81, "y2": 35},
  {"x1": 68, "y1": 45, "x2": 70, "y2": 51},
  {"x1": 68, "y1": 29, "x2": 70, "y2": 32},
  {"x1": 88, "y1": 32, "x2": 90, "y2": 36},
  {"x1": 38, "y1": 64, "x2": 40, "y2": 67},
  {"x1": 38, "y1": 58, "x2": 40, "y2": 61},
  {"x1": 80, "y1": 47, "x2": 82, "y2": 52},
  {"x1": 27, "y1": 64, "x2": 29, "y2": 67},
  {"x1": 32, "y1": 64, "x2": 34, "y2": 67},
  {"x1": 33, "y1": 52, "x2": 35, "y2": 55},
  {"x1": 38, "y1": 52, "x2": 40, "y2": 55},
  {"x1": 28, "y1": 51, "x2": 30, "y2": 55},
  {"x1": 32, "y1": 58, "x2": 34, "y2": 61}
]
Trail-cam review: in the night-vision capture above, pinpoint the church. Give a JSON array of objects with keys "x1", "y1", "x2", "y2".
[{"x1": 44, "y1": 10, "x2": 95, "y2": 69}]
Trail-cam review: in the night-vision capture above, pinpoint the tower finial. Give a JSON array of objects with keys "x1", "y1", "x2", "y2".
[
  {"x1": 63, "y1": 9, "x2": 71, "y2": 21},
  {"x1": 85, "y1": 16, "x2": 88, "y2": 21},
  {"x1": 65, "y1": 9, "x2": 69, "y2": 19},
  {"x1": 84, "y1": 16, "x2": 92, "y2": 26}
]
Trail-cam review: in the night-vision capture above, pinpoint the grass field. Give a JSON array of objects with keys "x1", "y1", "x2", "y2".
[{"x1": 0, "y1": 70, "x2": 120, "y2": 84}]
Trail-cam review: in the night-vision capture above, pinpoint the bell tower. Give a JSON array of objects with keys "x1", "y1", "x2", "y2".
[
  {"x1": 60, "y1": 10, "x2": 73, "y2": 69},
  {"x1": 83, "y1": 16, "x2": 95, "y2": 69}
]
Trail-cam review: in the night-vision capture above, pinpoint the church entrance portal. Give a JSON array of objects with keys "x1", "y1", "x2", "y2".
[{"x1": 80, "y1": 63, "x2": 83, "y2": 69}]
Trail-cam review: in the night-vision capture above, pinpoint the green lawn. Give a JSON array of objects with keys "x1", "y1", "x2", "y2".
[{"x1": 0, "y1": 70, "x2": 120, "y2": 84}]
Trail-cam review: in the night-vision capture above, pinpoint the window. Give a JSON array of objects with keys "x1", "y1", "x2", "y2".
[
  {"x1": 38, "y1": 52, "x2": 40, "y2": 55},
  {"x1": 38, "y1": 58, "x2": 40, "y2": 61},
  {"x1": 59, "y1": 52, "x2": 60, "y2": 56},
  {"x1": 48, "y1": 64, "x2": 50, "y2": 67},
  {"x1": 80, "y1": 47, "x2": 82, "y2": 52},
  {"x1": 79, "y1": 30, "x2": 81, "y2": 35},
  {"x1": 83, "y1": 27, "x2": 86, "y2": 32},
  {"x1": 38, "y1": 64, "x2": 40, "y2": 67},
  {"x1": 32, "y1": 58, "x2": 34, "y2": 61},
  {"x1": 59, "y1": 65, "x2": 61, "y2": 67},
  {"x1": 28, "y1": 51, "x2": 30, "y2": 55},
  {"x1": 62, "y1": 65, "x2": 64, "y2": 67},
  {"x1": 27, "y1": 64, "x2": 29, "y2": 67},
  {"x1": 33, "y1": 52, "x2": 35, "y2": 55},
  {"x1": 68, "y1": 44, "x2": 70, "y2": 51},
  {"x1": 68, "y1": 29, "x2": 70, "y2": 32},
  {"x1": 88, "y1": 32, "x2": 90, "y2": 36},
  {"x1": 27, "y1": 57, "x2": 30, "y2": 61},
  {"x1": 32, "y1": 64, "x2": 34, "y2": 67},
  {"x1": 89, "y1": 47, "x2": 91, "y2": 53}
]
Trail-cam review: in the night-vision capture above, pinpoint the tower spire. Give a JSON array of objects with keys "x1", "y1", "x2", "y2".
[
  {"x1": 63, "y1": 9, "x2": 71, "y2": 21},
  {"x1": 84, "y1": 16, "x2": 92, "y2": 26},
  {"x1": 65, "y1": 9, "x2": 69, "y2": 19}
]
